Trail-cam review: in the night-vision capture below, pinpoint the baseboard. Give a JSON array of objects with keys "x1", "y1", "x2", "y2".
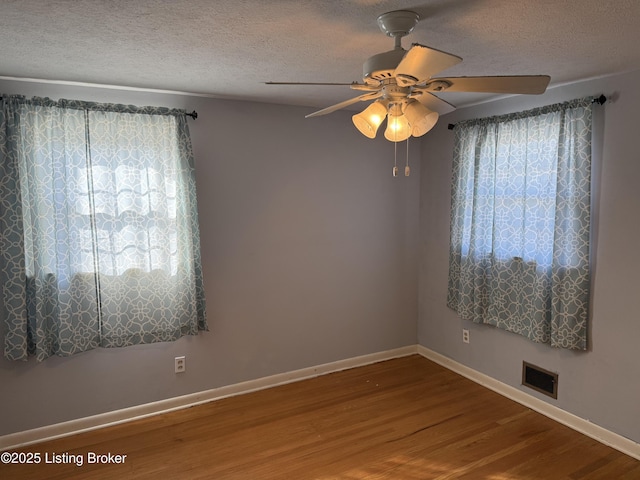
[
  {"x1": 0, "y1": 345, "x2": 417, "y2": 451},
  {"x1": 416, "y1": 345, "x2": 640, "y2": 461},
  {"x1": 4, "y1": 344, "x2": 639, "y2": 462}
]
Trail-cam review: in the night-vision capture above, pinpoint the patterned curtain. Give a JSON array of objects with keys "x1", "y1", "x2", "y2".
[
  {"x1": 1, "y1": 95, "x2": 207, "y2": 361},
  {"x1": 447, "y1": 97, "x2": 593, "y2": 350}
]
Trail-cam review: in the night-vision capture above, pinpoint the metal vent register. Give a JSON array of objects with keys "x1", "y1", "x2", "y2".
[{"x1": 522, "y1": 362, "x2": 558, "y2": 399}]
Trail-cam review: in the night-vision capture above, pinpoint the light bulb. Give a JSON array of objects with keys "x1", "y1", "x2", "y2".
[
  {"x1": 352, "y1": 101, "x2": 387, "y2": 139},
  {"x1": 404, "y1": 100, "x2": 439, "y2": 137},
  {"x1": 384, "y1": 114, "x2": 411, "y2": 142}
]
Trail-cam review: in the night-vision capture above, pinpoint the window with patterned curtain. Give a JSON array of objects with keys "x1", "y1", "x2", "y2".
[
  {"x1": 1, "y1": 95, "x2": 207, "y2": 361},
  {"x1": 447, "y1": 97, "x2": 595, "y2": 350}
]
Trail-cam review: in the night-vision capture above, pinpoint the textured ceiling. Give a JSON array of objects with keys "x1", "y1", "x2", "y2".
[{"x1": 1, "y1": 0, "x2": 640, "y2": 114}]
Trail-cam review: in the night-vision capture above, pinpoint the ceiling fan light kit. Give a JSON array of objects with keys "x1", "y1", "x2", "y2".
[
  {"x1": 384, "y1": 110, "x2": 411, "y2": 142},
  {"x1": 352, "y1": 100, "x2": 388, "y2": 138},
  {"x1": 404, "y1": 100, "x2": 439, "y2": 137},
  {"x1": 267, "y1": 9, "x2": 550, "y2": 174}
]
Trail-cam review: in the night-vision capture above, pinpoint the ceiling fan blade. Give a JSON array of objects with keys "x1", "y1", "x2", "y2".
[
  {"x1": 305, "y1": 92, "x2": 382, "y2": 118},
  {"x1": 427, "y1": 75, "x2": 551, "y2": 94},
  {"x1": 394, "y1": 44, "x2": 462, "y2": 87},
  {"x1": 265, "y1": 81, "x2": 357, "y2": 86},
  {"x1": 411, "y1": 90, "x2": 457, "y2": 115},
  {"x1": 265, "y1": 81, "x2": 380, "y2": 92}
]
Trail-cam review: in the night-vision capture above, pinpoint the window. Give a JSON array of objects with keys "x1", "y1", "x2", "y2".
[
  {"x1": 1, "y1": 96, "x2": 207, "y2": 361},
  {"x1": 446, "y1": 97, "x2": 594, "y2": 350}
]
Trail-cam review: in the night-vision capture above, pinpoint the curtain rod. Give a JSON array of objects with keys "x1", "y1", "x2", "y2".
[
  {"x1": 593, "y1": 94, "x2": 607, "y2": 105},
  {"x1": 447, "y1": 94, "x2": 607, "y2": 130},
  {"x1": 186, "y1": 110, "x2": 198, "y2": 120}
]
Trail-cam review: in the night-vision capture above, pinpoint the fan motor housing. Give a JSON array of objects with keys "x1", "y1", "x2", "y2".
[{"x1": 363, "y1": 48, "x2": 406, "y2": 84}]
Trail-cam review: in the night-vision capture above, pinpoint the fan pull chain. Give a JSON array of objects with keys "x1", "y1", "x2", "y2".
[
  {"x1": 405, "y1": 138, "x2": 410, "y2": 176},
  {"x1": 393, "y1": 128, "x2": 398, "y2": 177}
]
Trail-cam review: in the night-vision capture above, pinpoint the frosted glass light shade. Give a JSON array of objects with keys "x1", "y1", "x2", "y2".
[
  {"x1": 384, "y1": 113, "x2": 411, "y2": 142},
  {"x1": 352, "y1": 101, "x2": 387, "y2": 139},
  {"x1": 404, "y1": 101, "x2": 439, "y2": 137}
]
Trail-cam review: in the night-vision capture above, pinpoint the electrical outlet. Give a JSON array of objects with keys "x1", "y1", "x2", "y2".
[
  {"x1": 175, "y1": 356, "x2": 186, "y2": 373},
  {"x1": 462, "y1": 329, "x2": 470, "y2": 344}
]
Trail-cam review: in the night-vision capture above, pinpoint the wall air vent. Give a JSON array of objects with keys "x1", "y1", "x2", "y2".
[{"x1": 522, "y1": 362, "x2": 558, "y2": 399}]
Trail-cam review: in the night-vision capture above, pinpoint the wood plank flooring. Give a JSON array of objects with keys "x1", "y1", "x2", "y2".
[{"x1": 2, "y1": 355, "x2": 639, "y2": 479}]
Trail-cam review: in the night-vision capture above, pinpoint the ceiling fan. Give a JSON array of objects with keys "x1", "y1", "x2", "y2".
[{"x1": 267, "y1": 10, "x2": 550, "y2": 143}]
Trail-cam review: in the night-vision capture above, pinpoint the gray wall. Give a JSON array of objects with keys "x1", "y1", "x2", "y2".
[
  {"x1": 0, "y1": 79, "x2": 419, "y2": 436},
  {"x1": 418, "y1": 69, "x2": 640, "y2": 443},
  {"x1": 3, "y1": 69, "x2": 638, "y2": 445}
]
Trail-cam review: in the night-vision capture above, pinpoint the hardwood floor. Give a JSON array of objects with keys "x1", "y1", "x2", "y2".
[{"x1": 2, "y1": 355, "x2": 639, "y2": 479}]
